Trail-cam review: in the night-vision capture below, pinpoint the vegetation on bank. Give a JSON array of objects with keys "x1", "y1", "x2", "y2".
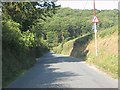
[
  {"x1": 2, "y1": 2, "x2": 59, "y2": 87},
  {"x1": 53, "y1": 26, "x2": 118, "y2": 78},
  {"x1": 41, "y1": 8, "x2": 118, "y2": 48},
  {"x1": 86, "y1": 26, "x2": 118, "y2": 78}
]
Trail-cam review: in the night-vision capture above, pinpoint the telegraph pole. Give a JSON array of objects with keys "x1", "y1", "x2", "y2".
[{"x1": 92, "y1": 0, "x2": 99, "y2": 56}]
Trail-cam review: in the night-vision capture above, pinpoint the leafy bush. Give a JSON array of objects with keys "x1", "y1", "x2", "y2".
[
  {"x1": 20, "y1": 30, "x2": 35, "y2": 48},
  {"x1": 2, "y1": 20, "x2": 21, "y2": 48},
  {"x1": 2, "y1": 20, "x2": 49, "y2": 87}
]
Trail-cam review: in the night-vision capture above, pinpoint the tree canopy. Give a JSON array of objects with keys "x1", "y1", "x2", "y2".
[{"x1": 40, "y1": 8, "x2": 118, "y2": 47}]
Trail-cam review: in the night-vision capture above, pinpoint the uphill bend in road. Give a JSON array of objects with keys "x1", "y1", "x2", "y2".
[{"x1": 7, "y1": 52, "x2": 118, "y2": 88}]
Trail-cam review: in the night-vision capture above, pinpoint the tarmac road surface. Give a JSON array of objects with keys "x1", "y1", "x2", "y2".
[{"x1": 7, "y1": 52, "x2": 118, "y2": 88}]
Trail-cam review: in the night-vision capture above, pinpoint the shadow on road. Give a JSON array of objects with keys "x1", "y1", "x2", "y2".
[
  {"x1": 7, "y1": 51, "x2": 118, "y2": 88},
  {"x1": 38, "y1": 52, "x2": 83, "y2": 64},
  {"x1": 8, "y1": 52, "x2": 83, "y2": 88}
]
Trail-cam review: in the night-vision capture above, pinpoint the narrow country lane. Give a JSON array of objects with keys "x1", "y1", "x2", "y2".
[{"x1": 7, "y1": 52, "x2": 118, "y2": 88}]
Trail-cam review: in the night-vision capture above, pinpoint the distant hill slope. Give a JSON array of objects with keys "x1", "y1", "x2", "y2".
[{"x1": 53, "y1": 26, "x2": 118, "y2": 78}]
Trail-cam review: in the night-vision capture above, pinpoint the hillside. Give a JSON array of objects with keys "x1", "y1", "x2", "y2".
[
  {"x1": 53, "y1": 26, "x2": 118, "y2": 78},
  {"x1": 41, "y1": 8, "x2": 118, "y2": 48}
]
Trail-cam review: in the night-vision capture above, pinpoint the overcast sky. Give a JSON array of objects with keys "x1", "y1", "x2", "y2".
[{"x1": 56, "y1": 0, "x2": 119, "y2": 10}]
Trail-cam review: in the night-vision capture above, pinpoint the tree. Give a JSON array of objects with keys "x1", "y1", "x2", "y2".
[{"x1": 2, "y1": 1, "x2": 59, "y2": 31}]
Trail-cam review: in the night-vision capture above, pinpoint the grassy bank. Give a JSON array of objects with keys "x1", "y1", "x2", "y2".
[
  {"x1": 86, "y1": 26, "x2": 118, "y2": 78},
  {"x1": 2, "y1": 20, "x2": 49, "y2": 87},
  {"x1": 53, "y1": 26, "x2": 118, "y2": 78}
]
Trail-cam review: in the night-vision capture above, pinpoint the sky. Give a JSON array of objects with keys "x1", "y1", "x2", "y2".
[{"x1": 56, "y1": 0, "x2": 119, "y2": 10}]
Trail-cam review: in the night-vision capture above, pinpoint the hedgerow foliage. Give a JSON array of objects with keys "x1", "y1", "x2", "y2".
[{"x1": 2, "y1": 1, "x2": 58, "y2": 87}]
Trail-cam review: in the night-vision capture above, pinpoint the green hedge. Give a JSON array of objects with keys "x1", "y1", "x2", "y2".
[{"x1": 2, "y1": 20, "x2": 49, "y2": 87}]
